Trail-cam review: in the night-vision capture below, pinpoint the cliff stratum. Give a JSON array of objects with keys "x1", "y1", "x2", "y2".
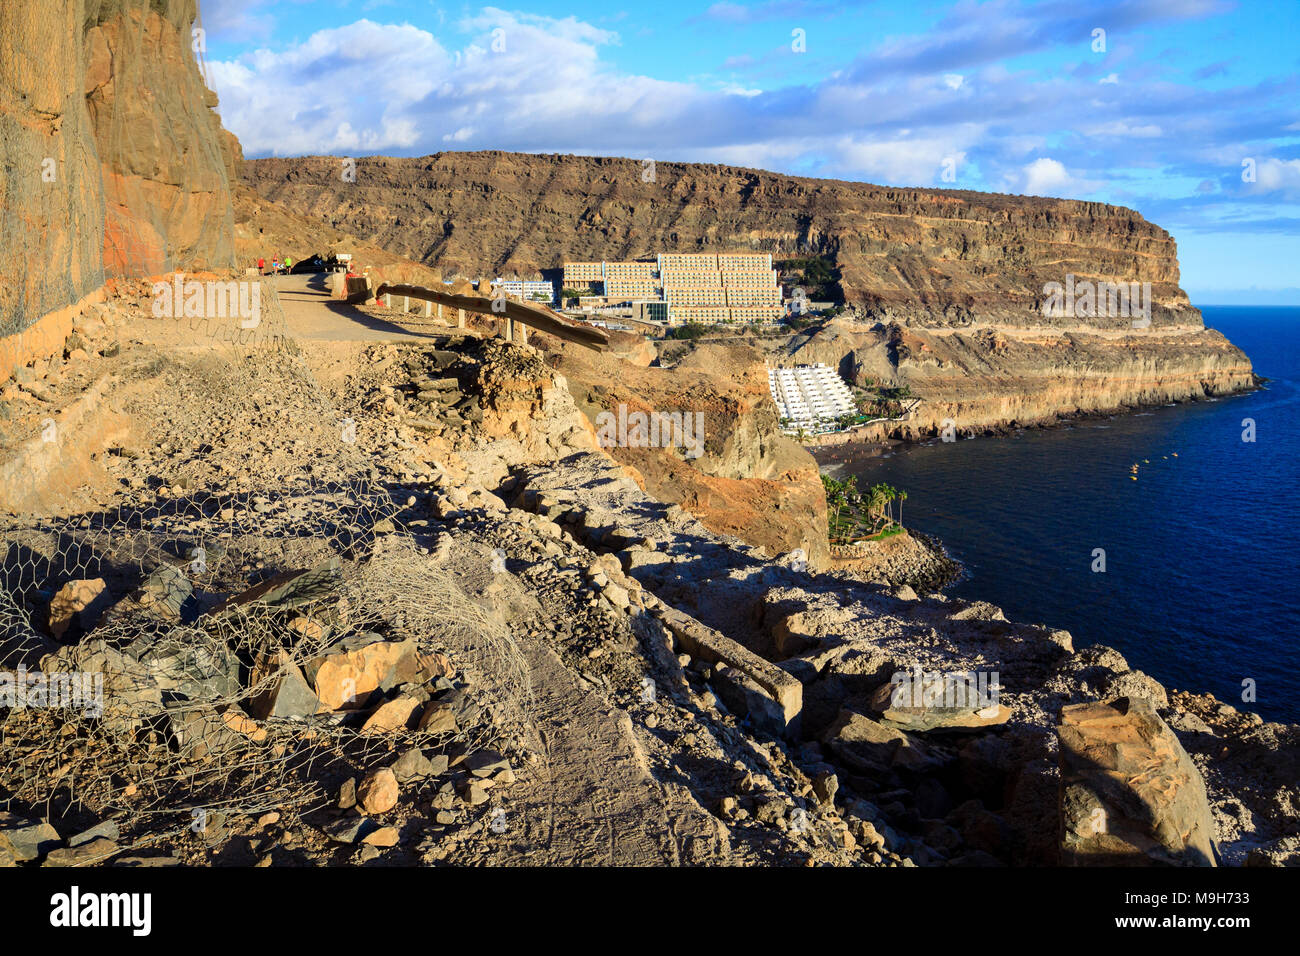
[
  {"x1": 772, "y1": 317, "x2": 1252, "y2": 439},
  {"x1": 0, "y1": 0, "x2": 236, "y2": 343}
]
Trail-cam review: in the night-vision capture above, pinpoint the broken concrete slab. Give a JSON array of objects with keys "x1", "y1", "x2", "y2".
[{"x1": 655, "y1": 605, "x2": 801, "y2": 735}]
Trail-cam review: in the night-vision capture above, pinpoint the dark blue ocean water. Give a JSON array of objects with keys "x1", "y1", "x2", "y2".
[{"x1": 824, "y1": 307, "x2": 1300, "y2": 724}]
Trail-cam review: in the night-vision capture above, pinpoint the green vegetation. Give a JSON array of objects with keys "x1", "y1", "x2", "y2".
[
  {"x1": 776, "y1": 255, "x2": 844, "y2": 303},
  {"x1": 667, "y1": 324, "x2": 711, "y2": 340},
  {"x1": 852, "y1": 381, "x2": 915, "y2": 420},
  {"x1": 821, "y1": 474, "x2": 908, "y2": 545}
]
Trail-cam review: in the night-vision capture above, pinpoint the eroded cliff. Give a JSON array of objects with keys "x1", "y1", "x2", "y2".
[
  {"x1": 551, "y1": 340, "x2": 830, "y2": 567},
  {"x1": 0, "y1": 0, "x2": 235, "y2": 347},
  {"x1": 774, "y1": 317, "x2": 1254, "y2": 438}
]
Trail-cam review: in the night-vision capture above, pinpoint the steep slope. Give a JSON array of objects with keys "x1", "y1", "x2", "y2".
[{"x1": 550, "y1": 340, "x2": 830, "y2": 567}]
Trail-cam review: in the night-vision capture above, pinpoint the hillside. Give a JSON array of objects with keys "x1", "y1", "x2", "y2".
[{"x1": 245, "y1": 150, "x2": 1200, "y2": 328}]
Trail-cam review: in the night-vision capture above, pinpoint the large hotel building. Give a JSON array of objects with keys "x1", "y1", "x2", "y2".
[{"x1": 562, "y1": 252, "x2": 784, "y2": 325}]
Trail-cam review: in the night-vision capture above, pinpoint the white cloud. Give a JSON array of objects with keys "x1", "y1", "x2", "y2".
[
  {"x1": 1019, "y1": 157, "x2": 1104, "y2": 197},
  {"x1": 209, "y1": 14, "x2": 692, "y2": 157},
  {"x1": 1099, "y1": 73, "x2": 1120, "y2": 84},
  {"x1": 1253, "y1": 158, "x2": 1300, "y2": 196},
  {"x1": 198, "y1": 0, "x2": 1284, "y2": 253}
]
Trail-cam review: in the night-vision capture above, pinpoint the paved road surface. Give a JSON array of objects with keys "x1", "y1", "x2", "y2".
[{"x1": 273, "y1": 271, "x2": 443, "y2": 343}]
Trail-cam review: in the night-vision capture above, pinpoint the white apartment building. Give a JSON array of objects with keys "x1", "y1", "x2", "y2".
[
  {"x1": 767, "y1": 363, "x2": 856, "y2": 430},
  {"x1": 492, "y1": 279, "x2": 554, "y2": 303}
]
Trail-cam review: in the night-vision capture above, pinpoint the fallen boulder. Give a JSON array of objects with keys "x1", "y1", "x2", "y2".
[
  {"x1": 246, "y1": 650, "x2": 324, "y2": 719},
  {"x1": 1058, "y1": 696, "x2": 1218, "y2": 866},
  {"x1": 47, "y1": 578, "x2": 111, "y2": 639},
  {"x1": 307, "y1": 636, "x2": 422, "y2": 711}
]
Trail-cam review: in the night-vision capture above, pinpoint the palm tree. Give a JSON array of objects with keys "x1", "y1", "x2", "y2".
[
  {"x1": 863, "y1": 484, "x2": 885, "y2": 533},
  {"x1": 865, "y1": 482, "x2": 903, "y2": 533},
  {"x1": 821, "y1": 474, "x2": 846, "y2": 543},
  {"x1": 897, "y1": 489, "x2": 908, "y2": 529}
]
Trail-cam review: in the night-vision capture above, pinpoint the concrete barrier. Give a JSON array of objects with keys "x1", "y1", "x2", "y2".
[
  {"x1": 374, "y1": 282, "x2": 609, "y2": 351},
  {"x1": 655, "y1": 605, "x2": 803, "y2": 737}
]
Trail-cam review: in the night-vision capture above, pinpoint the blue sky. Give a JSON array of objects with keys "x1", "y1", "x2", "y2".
[{"x1": 199, "y1": 0, "x2": 1300, "y2": 303}]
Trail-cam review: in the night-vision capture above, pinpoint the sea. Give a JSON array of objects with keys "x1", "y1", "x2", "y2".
[{"x1": 821, "y1": 306, "x2": 1300, "y2": 724}]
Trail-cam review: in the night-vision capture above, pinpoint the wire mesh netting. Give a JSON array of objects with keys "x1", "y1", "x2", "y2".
[{"x1": 0, "y1": 273, "x2": 530, "y2": 862}]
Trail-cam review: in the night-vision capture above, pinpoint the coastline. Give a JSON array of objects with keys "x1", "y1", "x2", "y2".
[
  {"x1": 800, "y1": 373, "x2": 1263, "y2": 454},
  {"x1": 828, "y1": 527, "x2": 964, "y2": 593}
]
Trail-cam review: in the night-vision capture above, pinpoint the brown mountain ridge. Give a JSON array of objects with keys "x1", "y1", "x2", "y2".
[{"x1": 244, "y1": 150, "x2": 1199, "y2": 329}]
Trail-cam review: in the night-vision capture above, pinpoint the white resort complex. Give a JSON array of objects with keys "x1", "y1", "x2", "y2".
[
  {"x1": 767, "y1": 363, "x2": 857, "y2": 432},
  {"x1": 563, "y1": 253, "x2": 785, "y2": 325}
]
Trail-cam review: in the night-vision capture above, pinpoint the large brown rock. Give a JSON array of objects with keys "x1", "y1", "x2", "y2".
[
  {"x1": 47, "y1": 578, "x2": 110, "y2": 639},
  {"x1": 306, "y1": 637, "x2": 422, "y2": 711},
  {"x1": 1058, "y1": 697, "x2": 1218, "y2": 866},
  {"x1": 357, "y1": 768, "x2": 399, "y2": 815}
]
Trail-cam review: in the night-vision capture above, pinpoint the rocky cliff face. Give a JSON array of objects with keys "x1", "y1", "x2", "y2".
[
  {"x1": 0, "y1": 0, "x2": 235, "y2": 341},
  {"x1": 244, "y1": 150, "x2": 1201, "y2": 329},
  {"x1": 0, "y1": 0, "x2": 106, "y2": 338},
  {"x1": 775, "y1": 317, "x2": 1254, "y2": 438},
  {"x1": 85, "y1": 0, "x2": 237, "y2": 277},
  {"x1": 243, "y1": 150, "x2": 1254, "y2": 428}
]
